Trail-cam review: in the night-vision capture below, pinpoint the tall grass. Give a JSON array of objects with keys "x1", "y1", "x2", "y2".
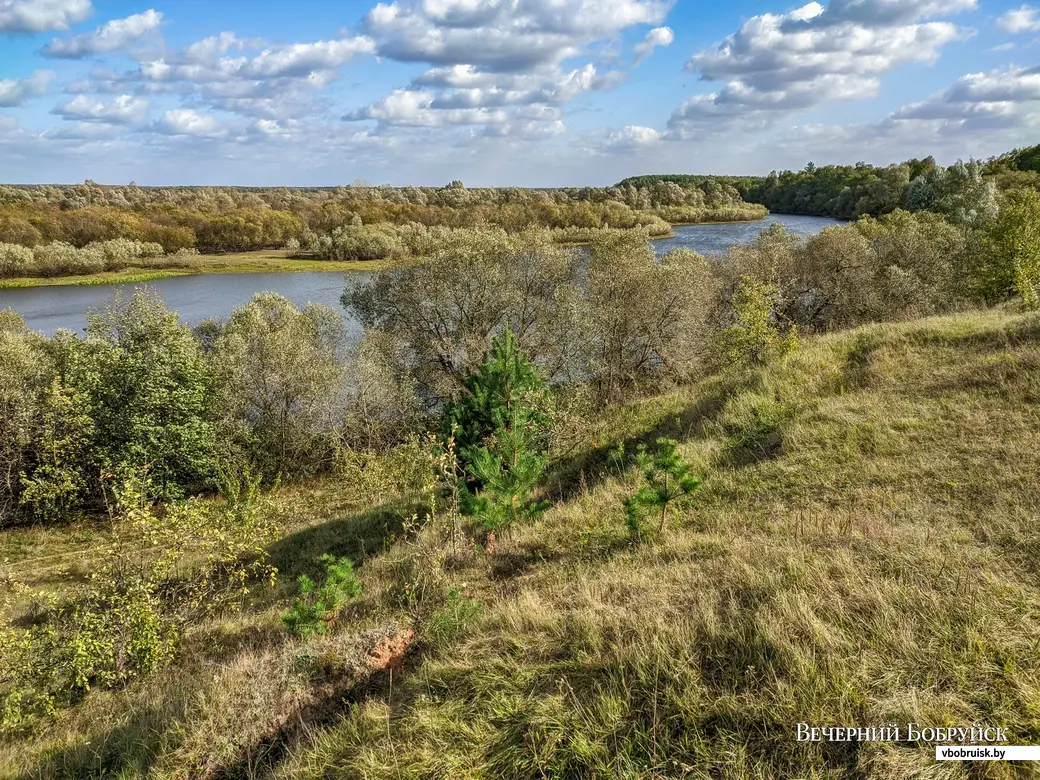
[{"x1": 1, "y1": 308, "x2": 1039, "y2": 777}]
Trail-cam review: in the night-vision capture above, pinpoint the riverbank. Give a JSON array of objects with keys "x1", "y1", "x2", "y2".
[{"x1": 0, "y1": 252, "x2": 381, "y2": 289}]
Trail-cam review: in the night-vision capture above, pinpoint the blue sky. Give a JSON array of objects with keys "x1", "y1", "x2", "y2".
[{"x1": 0, "y1": 0, "x2": 1037, "y2": 185}]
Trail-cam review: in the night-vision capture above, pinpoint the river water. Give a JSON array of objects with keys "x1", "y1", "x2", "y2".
[{"x1": 0, "y1": 214, "x2": 843, "y2": 335}]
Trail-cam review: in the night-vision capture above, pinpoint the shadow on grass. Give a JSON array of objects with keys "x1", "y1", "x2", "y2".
[
  {"x1": 257, "y1": 497, "x2": 428, "y2": 607},
  {"x1": 547, "y1": 372, "x2": 758, "y2": 503},
  {"x1": 15, "y1": 703, "x2": 176, "y2": 780}
]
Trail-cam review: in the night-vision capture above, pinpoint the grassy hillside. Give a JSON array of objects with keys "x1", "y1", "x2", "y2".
[{"x1": 3, "y1": 306, "x2": 1040, "y2": 778}]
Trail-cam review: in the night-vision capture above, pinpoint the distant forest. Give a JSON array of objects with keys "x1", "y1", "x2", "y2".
[{"x1": 618, "y1": 142, "x2": 1040, "y2": 220}]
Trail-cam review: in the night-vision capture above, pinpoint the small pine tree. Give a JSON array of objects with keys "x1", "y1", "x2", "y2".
[
  {"x1": 282, "y1": 555, "x2": 362, "y2": 638},
  {"x1": 443, "y1": 329, "x2": 551, "y2": 535},
  {"x1": 624, "y1": 438, "x2": 701, "y2": 539}
]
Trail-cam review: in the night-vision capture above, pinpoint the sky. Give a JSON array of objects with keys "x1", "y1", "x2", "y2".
[{"x1": 0, "y1": 0, "x2": 1037, "y2": 186}]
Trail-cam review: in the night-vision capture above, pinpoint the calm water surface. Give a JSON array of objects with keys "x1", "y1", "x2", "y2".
[{"x1": 0, "y1": 213, "x2": 843, "y2": 335}]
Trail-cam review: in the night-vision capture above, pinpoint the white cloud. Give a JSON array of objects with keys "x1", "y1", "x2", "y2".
[
  {"x1": 244, "y1": 38, "x2": 376, "y2": 78},
  {"x1": 364, "y1": 0, "x2": 671, "y2": 71},
  {"x1": 65, "y1": 31, "x2": 377, "y2": 127},
  {"x1": 41, "y1": 9, "x2": 163, "y2": 59},
  {"x1": 52, "y1": 94, "x2": 149, "y2": 124},
  {"x1": 990, "y1": 42, "x2": 1016, "y2": 52},
  {"x1": 0, "y1": 0, "x2": 91, "y2": 34},
  {"x1": 997, "y1": 5, "x2": 1040, "y2": 34},
  {"x1": 0, "y1": 70, "x2": 56, "y2": 107},
  {"x1": 349, "y1": 0, "x2": 661, "y2": 134},
  {"x1": 633, "y1": 26, "x2": 674, "y2": 63},
  {"x1": 153, "y1": 108, "x2": 224, "y2": 137},
  {"x1": 344, "y1": 88, "x2": 511, "y2": 126},
  {"x1": 603, "y1": 124, "x2": 662, "y2": 150},
  {"x1": 668, "y1": 0, "x2": 974, "y2": 135},
  {"x1": 889, "y1": 64, "x2": 1040, "y2": 130}
]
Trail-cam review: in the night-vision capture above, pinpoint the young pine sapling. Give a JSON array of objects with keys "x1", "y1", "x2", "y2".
[{"x1": 624, "y1": 438, "x2": 701, "y2": 539}]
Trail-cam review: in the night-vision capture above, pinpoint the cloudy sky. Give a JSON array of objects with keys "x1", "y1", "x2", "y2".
[{"x1": 0, "y1": 0, "x2": 1036, "y2": 185}]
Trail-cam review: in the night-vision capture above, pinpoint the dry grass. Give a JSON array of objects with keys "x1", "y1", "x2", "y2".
[{"x1": 3, "y1": 307, "x2": 1040, "y2": 778}]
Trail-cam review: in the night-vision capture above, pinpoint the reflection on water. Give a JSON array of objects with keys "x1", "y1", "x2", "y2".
[{"x1": 0, "y1": 213, "x2": 844, "y2": 335}]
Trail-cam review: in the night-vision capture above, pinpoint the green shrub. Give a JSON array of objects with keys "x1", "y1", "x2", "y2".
[
  {"x1": 979, "y1": 188, "x2": 1040, "y2": 308},
  {"x1": 715, "y1": 275, "x2": 798, "y2": 368},
  {"x1": 282, "y1": 555, "x2": 363, "y2": 638},
  {"x1": 0, "y1": 474, "x2": 277, "y2": 733},
  {"x1": 623, "y1": 438, "x2": 701, "y2": 539}
]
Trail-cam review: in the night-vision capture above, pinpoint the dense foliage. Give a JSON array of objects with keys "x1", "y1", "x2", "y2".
[
  {"x1": 0, "y1": 180, "x2": 764, "y2": 269},
  {"x1": 621, "y1": 156, "x2": 1006, "y2": 222}
]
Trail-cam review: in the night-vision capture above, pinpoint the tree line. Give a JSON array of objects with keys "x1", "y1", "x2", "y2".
[
  {"x1": 619, "y1": 144, "x2": 1040, "y2": 221},
  {"x1": 0, "y1": 179, "x2": 765, "y2": 262}
]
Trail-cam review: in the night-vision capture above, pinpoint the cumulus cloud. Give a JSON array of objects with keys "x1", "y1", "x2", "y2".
[
  {"x1": 668, "y1": 0, "x2": 974, "y2": 135},
  {"x1": 153, "y1": 108, "x2": 224, "y2": 137},
  {"x1": 364, "y1": 0, "x2": 671, "y2": 71},
  {"x1": 633, "y1": 26, "x2": 673, "y2": 63},
  {"x1": 0, "y1": 0, "x2": 91, "y2": 34},
  {"x1": 347, "y1": 1, "x2": 662, "y2": 135},
  {"x1": 997, "y1": 5, "x2": 1040, "y2": 34},
  {"x1": 52, "y1": 94, "x2": 149, "y2": 124},
  {"x1": 888, "y1": 64, "x2": 1040, "y2": 131},
  {"x1": 41, "y1": 9, "x2": 163, "y2": 59},
  {"x1": 344, "y1": 88, "x2": 511, "y2": 126},
  {"x1": 0, "y1": 70, "x2": 56, "y2": 107},
  {"x1": 603, "y1": 124, "x2": 662, "y2": 150},
  {"x1": 91, "y1": 31, "x2": 377, "y2": 125}
]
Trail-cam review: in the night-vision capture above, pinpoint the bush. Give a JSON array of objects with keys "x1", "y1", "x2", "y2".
[
  {"x1": 586, "y1": 233, "x2": 715, "y2": 401},
  {"x1": 714, "y1": 275, "x2": 798, "y2": 368},
  {"x1": 70, "y1": 289, "x2": 218, "y2": 500},
  {"x1": 979, "y1": 188, "x2": 1040, "y2": 308},
  {"x1": 210, "y1": 293, "x2": 349, "y2": 479},
  {"x1": 0, "y1": 243, "x2": 33, "y2": 277},
  {"x1": 282, "y1": 555, "x2": 363, "y2": 638},
  {"x1": 0, "y1": 474, "x2": 277, "y2": 732}
]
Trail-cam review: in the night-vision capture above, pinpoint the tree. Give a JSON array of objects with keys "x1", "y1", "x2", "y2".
[
  {"x1": 623, "y1": 438, "x2": 701, "y2": 539},
  {"x1": 69, "y1": 290, "x2": 216, "y2": 500},
  {"x1": 586, "y1": 232, "x2": 715, "y2": 402},
  {"x1": 443, "y1": 329, "x2": 551, "y2": 535},
  {"x1": 346, "y1": 228, "x2": 582, "y2": 402},
  {"x1": 979, "y1": 189, "x2": 1040, "y2": 308},
  {"x1": 715, "y1": 275, "x2": 798, "y2": 367},
  {"x1": 905, "y1": 160, "x2": 998, "y2": 229},
  {"x1": 210, "y1": 293, "x2": 348, "y2": 479}
]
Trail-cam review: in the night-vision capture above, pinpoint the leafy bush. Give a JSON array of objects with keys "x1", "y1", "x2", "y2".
[
  {"x1": 282, "y1": 555, "x2": 363, "y2": 638},
  {"x1": 979, "y1": 188, "x2": 1040, "y2": 308},
  {"x1": 0, "y1": 474, "x2": 277, "y2": 732},
  {"x1": 714, "y1": 275, "x2": 798, "y2": 368},
  {"x1": 623, "y1": 438, "x2": 701, "y2": 539}
]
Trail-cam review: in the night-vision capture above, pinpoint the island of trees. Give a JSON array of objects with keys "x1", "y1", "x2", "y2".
[{"x1": 0, "y1": 179, "x2": 764, "y2": 282}]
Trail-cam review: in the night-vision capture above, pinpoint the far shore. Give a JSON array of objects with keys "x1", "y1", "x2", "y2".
[
  {"x1": 0, "y1": 252, "x2": 382, "y2": 289},
  {"x1": 0, "y1": 216, "x2": 796, "y2": 290}
]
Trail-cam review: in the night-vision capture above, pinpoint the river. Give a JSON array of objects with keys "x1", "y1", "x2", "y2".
[{"x1": 0, "y1": 214, "x2": 843, "y2": 335}]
